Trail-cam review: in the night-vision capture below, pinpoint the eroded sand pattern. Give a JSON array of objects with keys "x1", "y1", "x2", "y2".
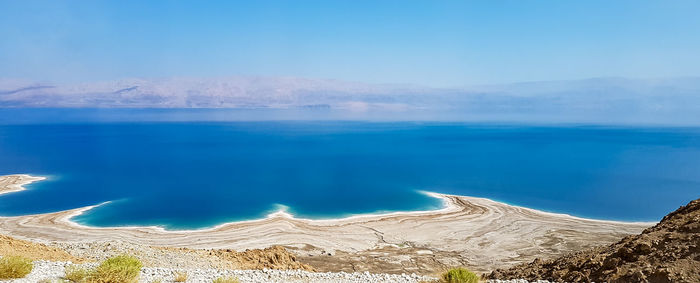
[{"x1": 0, "y1": 175, "x2": 651, "y2": 273}]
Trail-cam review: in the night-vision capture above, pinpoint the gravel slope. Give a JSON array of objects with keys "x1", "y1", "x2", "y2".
[{"x1": 1, "y1": 260, "x2": 434, "y2": 283}]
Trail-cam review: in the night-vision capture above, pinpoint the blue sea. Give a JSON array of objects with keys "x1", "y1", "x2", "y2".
[{"x1": 0, "y1": 110, "x2": 699, "y2": 229}]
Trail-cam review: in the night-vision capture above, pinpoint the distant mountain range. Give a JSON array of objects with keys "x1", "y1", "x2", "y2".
[
  {"x1": 0, "y1": 77, "x2": 434, "y2": 109},
  {"x1": 1, "y1": 76, "x2": 700, "y2": 124}
]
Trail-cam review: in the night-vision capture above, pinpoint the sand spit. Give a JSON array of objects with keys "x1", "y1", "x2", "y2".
[
  {"x1": 0, "y1": 174, "x2": 45, "y2": 195},
  {"x1": 0, "y1": 175, "x2": 652, "y2": 274}
]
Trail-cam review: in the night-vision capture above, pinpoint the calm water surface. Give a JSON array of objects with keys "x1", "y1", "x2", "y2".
[{"x1": 1, "y1": 119, "x2": 699, "y2": 229}]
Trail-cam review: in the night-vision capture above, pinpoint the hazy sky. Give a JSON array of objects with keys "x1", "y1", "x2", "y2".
[{"x1": 1, "y1": 0, "x2": 699, "y2": 87}]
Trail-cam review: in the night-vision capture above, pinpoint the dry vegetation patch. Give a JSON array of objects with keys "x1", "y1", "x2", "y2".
[
  {"x1": 173, "y1": 271, "x2": 188, "y2": 282},
  {"x1": 212, "y1": 276, "x2": 240, "y2": 283},
  {"x1": 64, "y1": 254, "x2": 143, "y2": 283},
  {"x1": 0, "y1": 255, "x2": 33, "y2": 279}
]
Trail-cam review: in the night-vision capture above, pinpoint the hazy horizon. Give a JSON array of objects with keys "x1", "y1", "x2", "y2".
[
  {"x1": 1, "y1": 75, "x2": 699, "y2": 125},
  {"x1": 2, "y1": 1, "x2": 700, "y2": 125}
]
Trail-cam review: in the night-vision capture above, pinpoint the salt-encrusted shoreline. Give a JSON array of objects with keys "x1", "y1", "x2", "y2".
[
  {"x1": 0, "y1": 174, "x2": 650, "y2": 231},
  {"x1": 0, "y1": 174, "x2": 46, "y2": 196},
  {"x1": 0, "y1": 174, "x2": 653, "y2": 274}
]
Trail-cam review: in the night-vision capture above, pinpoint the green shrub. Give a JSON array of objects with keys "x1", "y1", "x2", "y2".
[
  {"x1": 63, "y1": 255, "x2": 142, "y2": 283},
  {"x1": 92, "y1": 255, "x2": 143, "y2": 283},
  {"x1": 212, "y1": 276, "x2": 240, "y2": 283},
  {"x1": 0, "y1": 255, "x2": 34, "y2": 279},
  {"x1": 440, "y1": 267, "x2": 479, "y2": 283}
]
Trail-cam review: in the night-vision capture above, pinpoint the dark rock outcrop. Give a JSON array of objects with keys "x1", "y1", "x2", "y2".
[{"x1": 487, "y1": 198, "x2": 700, "y2": 283}]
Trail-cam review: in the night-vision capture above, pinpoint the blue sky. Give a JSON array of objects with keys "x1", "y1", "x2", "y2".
[{"x1": 1, "y1": 0, "x2": 699, "y2": 87}]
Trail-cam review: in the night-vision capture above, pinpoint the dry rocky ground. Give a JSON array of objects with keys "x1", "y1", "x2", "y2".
[
  {"x1": 0, "y1": 234, "x2": 82, "y2": 263},
  {"x1": 488, "y1": 198, "x2": 700, "y2": 283},
  {"x1": 49, "y1": 241, "x2": 315, "y2": 271},
  {"x1": 292, "y1": 244, "x2": 470, "y2": 276}
]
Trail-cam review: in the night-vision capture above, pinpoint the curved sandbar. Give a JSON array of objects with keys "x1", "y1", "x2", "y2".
[
  {"x1": 0, "y1": 174, "x2": 46, "y2": 195},
  {"x1": 0, "y1": 174, "x2": 652, "y2": 272}
]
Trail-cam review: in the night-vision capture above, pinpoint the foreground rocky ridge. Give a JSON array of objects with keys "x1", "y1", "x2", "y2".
[
  {"x1": 488, "y1": 198, "x2": 700, "y2": 283},
  {"x1": 2, "y1": 236, "x2": 313, "y2": 272}
]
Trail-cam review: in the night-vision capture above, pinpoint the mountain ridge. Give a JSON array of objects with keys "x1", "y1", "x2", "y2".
[{"x1": 2, "y1": 76, "x2": 700, "y2": 124}]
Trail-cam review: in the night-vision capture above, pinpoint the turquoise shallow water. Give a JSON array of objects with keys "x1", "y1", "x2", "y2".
[{"x1": 0, "y1": 114, "x2": 699, "y2": 229}]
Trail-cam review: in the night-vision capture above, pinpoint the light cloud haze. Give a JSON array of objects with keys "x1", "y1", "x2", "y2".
[{"x1": 1, "y1": 1, "x2": 699, "y2": 124}]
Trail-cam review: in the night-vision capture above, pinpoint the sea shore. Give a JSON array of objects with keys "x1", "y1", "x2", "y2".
[
  {"x1": 0, "y1": 174, "x2": 652, "y2": 276},
  {"x1": 0, "y1": 175, "x2": 45, "y2": 196}
]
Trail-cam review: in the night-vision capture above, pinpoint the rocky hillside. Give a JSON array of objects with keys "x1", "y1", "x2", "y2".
[
  {"x1": 488, "y1": 198, "x2": 700, "y2": 283},
  {"x1": 1, "y1": 234, "x2": 314, "y2": 272},
  {"x1": 0, "y1": 234, "x2": 82, "y2": 263}
]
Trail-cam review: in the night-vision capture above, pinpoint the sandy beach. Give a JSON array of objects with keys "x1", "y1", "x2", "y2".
[{"x1": 0, "y1": 174, "x2": 652, "y2": 274}]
